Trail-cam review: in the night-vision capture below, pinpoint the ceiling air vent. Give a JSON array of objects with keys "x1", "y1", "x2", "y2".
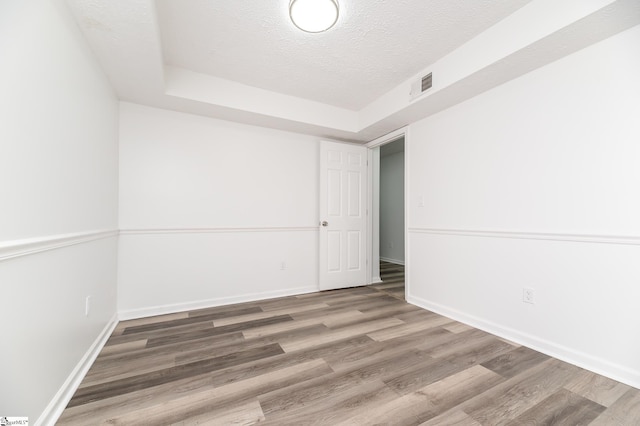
[{"x1": 410, "y1": 72, "x2": 433, "y2": 101}]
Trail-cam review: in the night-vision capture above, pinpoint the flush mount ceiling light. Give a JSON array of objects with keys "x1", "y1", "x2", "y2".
[{"x1": 289, "y1": 0, "x2": 339, "y2": 33}]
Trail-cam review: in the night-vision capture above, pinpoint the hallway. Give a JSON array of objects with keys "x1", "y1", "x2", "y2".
[{"x1": 371, "y1": 261, "x2": 405, "y2": 300}]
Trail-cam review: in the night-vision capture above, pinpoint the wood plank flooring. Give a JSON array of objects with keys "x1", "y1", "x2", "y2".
[
  {"x1": 371, "y1": 260, "x2": 405, "y2": 300},
  {"x1": 58, "y1": 267, "x2": 640, "y2": 425}
]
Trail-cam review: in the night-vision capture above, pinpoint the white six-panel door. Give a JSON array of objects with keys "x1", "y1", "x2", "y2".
[{"x1": 319, "y1": 141, "x2": 367, "y2": 290}]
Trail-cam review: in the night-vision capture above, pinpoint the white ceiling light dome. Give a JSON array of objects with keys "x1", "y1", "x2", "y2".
[{"x1": 289, "y1": 0, "x2": 339, "y2": 33}]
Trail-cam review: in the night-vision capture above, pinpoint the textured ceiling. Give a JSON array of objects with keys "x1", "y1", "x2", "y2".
[
  {"x1": 65, "y1": 0, "x2": 640, "y2": 142},
  {"x1": 156, "y1": 0, "x2": 532, "y2": 110}
]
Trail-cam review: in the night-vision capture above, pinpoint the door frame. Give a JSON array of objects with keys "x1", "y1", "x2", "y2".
[{"x1": 365, "y1": 127, "x2": 410, "y2": 294}]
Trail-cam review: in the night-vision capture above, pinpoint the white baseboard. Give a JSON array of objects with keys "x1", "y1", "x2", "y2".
[
  {"x1": 406, "y1": 294, "x2": 640, "y2": 390},
  {"x1": 36, "y1": 312, "x2": 119, "y2": 426},
  {"x1": 118, "y1": 285, "x2": 319, "y2": 321},
  {"x1": 370, "y1": 276, "x2": 383, "y2": 284},
  {"x1": 380, "y1": 257, "x2": 405, "y2": 265}
]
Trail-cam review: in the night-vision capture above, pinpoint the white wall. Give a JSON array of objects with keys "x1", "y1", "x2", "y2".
[
  {"x1": 0, "y1": 0, "x2": 119, "y2": 423},
  {"x1": 380, "y1": 150, "x2": 405, "y2": 264},
  {"x1": 407, "y1": 24, "x2": 640, "y2": 388},
  {"x1": 118, "y1": 103, "x2": 320, "y2": 318}
]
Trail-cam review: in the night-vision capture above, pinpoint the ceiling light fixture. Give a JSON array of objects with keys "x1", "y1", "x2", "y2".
[{"x1": 289, "y1": 0, "x2": 339, "y2": 33}]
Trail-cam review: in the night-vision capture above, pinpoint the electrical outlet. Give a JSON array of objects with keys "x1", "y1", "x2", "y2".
[
  {"x1": 85, "y1": 296, "x2": 91, "y2": 316},
  {"x1": 523, "y1": 288, "x2": 535, "y2": 304},
  {"x1": 280, "y1": 261, "x2": 286, "y2": 270}
]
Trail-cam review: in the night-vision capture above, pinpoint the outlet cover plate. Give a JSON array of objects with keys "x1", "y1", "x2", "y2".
[{"x1": 523, "y1": 288, "x2": 535, "y2": 304}]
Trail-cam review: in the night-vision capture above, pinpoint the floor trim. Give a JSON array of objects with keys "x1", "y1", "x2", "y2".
[
  {"x1": 407, "y1": 294, "x2": 640, "y2": 390},
  {"x1": 380, "y1": 257, "x2": 405, "y2": 265},
  {"x1": 36, "y1": 312, "x2": 119, "y2": 426},
  {"x1": 118, "y1": 286, "x2": 319, "y2": 321}
]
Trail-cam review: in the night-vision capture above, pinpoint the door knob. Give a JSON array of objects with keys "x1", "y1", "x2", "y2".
[{"x1": 321, "y1": 221, "x2": 329, "y2": 227}]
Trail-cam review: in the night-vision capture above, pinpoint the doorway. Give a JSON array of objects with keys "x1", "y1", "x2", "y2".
[
  {"x1": 379, "y1": 138, "x2": 405, "y2": 265},
  {"x1": 369, "y1": 136, "x2": 405, "y2": 299}
]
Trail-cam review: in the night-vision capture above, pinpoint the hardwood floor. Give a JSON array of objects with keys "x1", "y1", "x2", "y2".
[
  {"x1": 58, "y1": 274, "x2": 640, "y2": 425},
  {"x1": 371, "y1": 260, "x2": 405, "y2": 300}
]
